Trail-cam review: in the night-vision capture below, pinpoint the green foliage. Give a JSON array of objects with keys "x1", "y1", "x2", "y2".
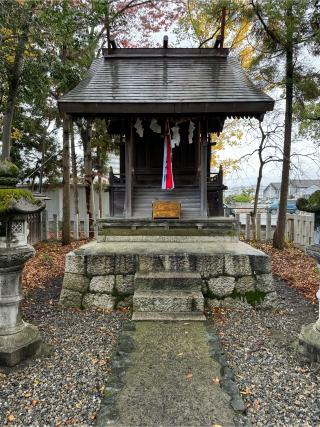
[
  {"x1": 0, "y1": 0, "x2": 182, "y2": 184},
  {"x1": 225, "y1": 188, "x2": 254, "y2": 204},
  {"x1": 297, "y1": 190, "x2": 320, "y2": 213}
]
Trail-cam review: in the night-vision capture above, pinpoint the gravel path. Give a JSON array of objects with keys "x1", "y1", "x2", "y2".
[
  {"x1": 214, "y1": 279, "x2": 320, "y2": 426},
  {"x1": 0, "y1": 278, "x2": 128, "y2": 426}
]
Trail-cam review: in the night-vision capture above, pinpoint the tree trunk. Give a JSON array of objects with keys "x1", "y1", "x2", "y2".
[
  {"x1": 251, "y1": 124, "x2": 266, "y2": 240},
  {"x1": 79, "y1": 119, "x2": 93, "y2": 234},
  {"x1": 251, "y1": 162, "x2": 264, "y2": 240},
  {"x1": 1, "y1": 25, "x2": 29, "y2": 160},
  {"x1": 70, "y1": 121, "x2": 79, "y2": 220},
  {"x1": 273, "y1": 5, "x2": 293, "y2": 249},
  {"x1": 62, "y1": 115, "x2": 71, "y2": 245},
  {"x1": 39, "y1": 138, "x2": 46, "y2": 193},
  {"x1": 97, "y1": 144, "x2": 103, "y2": 218}
]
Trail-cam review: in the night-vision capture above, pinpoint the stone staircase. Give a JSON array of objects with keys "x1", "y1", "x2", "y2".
[
  {"x1": 132, "y1": 271, "x2": 206, "y2": 321},
  {"x1": 132, "y1": 186, "x2": 200, "y2": 219}
]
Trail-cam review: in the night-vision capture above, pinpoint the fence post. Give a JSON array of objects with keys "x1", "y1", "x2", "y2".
[
  {"x1": 53, "y1": 214, "x2": 59, "y2": 240},
  {"x1": 41, "y1": 210, "x2": 49, "y2": 241},
  {"x1": 74, "y1": 213, "x2": 79, "y2": 240},
  {"x1": 84, "y1": 214, "x2": 90, "y2": 239},
  {"x1": 245, "y1": 213, "x2": 250, "y2": 240},
  {"x1": 256, "y1": 213, "x2": 261, "y2": 241},
  {"x1": 94, "y1": 222, "x2": 99, "y2": 239},
  {"x1": 266, "y1": 212, "x2": 272, "y2": 240}
]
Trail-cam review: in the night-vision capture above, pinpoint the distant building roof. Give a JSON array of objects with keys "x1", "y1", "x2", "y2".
[
  {"x1": 265, "y1": 180, "x2": 320, "y2": 192},
  {"x1": 58, "y1": 48, "x2": 274, "y2": 117}
]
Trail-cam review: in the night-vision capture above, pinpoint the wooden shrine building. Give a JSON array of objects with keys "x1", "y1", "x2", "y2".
[
  {"x1": 59, "y1": 41, "x2": 274, "y2": 220},
  {"x1": 58, "y1": 40, "x2": 277, "y2": 319}
]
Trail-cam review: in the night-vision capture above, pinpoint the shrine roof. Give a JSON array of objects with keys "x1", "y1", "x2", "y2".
[{"x1": 58, "y1": 48, "x2": 274, "y2": 117}]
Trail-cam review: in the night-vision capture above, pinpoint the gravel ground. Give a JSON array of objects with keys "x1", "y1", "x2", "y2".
[
  {"x1": 0, "y1": 278, "x2": 128, "y2": 426},
  {"x1": 214, "y1": 279, "x2": 320, "y2": 427}
]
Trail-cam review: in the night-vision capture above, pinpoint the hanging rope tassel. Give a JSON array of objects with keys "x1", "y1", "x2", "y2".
[{"x1": 162, "y1": 119, "x2": 174, "y2": 190}]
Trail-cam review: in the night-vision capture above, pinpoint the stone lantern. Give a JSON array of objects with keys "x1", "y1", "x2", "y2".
[
  {"x1": 298, "y1": 244, "x2": 320, "y2": 362},
  {"x1": 297, "y1": 192, "x2": 320, "y2": 361},
  {"x1": 0, "y1": 160, "x2": 45, "y2": 366}
]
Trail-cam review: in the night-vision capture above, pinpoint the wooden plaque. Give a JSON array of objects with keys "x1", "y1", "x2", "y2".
[{"x1": 152, "y1": 201, "x2": 181, "y2": 219}]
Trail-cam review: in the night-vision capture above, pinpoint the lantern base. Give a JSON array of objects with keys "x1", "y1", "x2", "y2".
[
  {"x1": 0, "y1": 321, "x2": 41, "y2": 367},
  {"x1": 298, "y1": 323, "x2": 320, "y2": 363}
]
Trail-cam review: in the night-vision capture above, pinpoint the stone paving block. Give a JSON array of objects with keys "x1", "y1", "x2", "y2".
[
  {"x1": 90, "y1": 275, "x2": 115, "y2": 293},
  {"x1": 166, "y1": 254, "x2": 197, "y2": 272},
  {"x1": 250, "y1": 255, "x2": 272, "y2": 274},
  {"x1": 115, "y1": 275, "x2": 134, "y2": 294},
  {"x1": 62, "y1": 272, "x2": 90, "y2": 293},
  {"x1": 224, "y1": 255, "x2": 252, "y2": 277},
  {"x1": 221, "y1": 297, "x2": 252, "y2": 310},
  {"x1": 133, "y1": 291, "x2": 204, "y2": 313},
  {"x1": 87, "y1": 255, "x2": 115, "y2": 275},
  {"x1": 207, "y1": 276, "x2": 235, "y2": 297},
  {"x1": 258, "y1": 291, "x2": 279, "y2": 309},
  {"x1": 59, "y1": 288, "x2": 83, "y2": 308},
  {"x1": 65, "y1": 252, "x2": 86, "y2": 274},
  {"x1": 256, "y1": 273, "x2": 275, "y2": 293},
  {"x1": 197, "y1": 255, "x2": 224, "y2": 278},
  {"x1": 82, "y1": 293, "x2": 116, "y2": 309},
  {"x1": 235, "y1": 276, "x2": 256, "y2": 294},
  {"x1": 138, "y1": 255, "x2": 163, "y2": 272},
  {"x1": 115, "y1": 255, "x2": 137, "y2": 274}
]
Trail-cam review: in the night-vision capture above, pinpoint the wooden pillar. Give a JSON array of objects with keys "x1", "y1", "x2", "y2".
[
  {"x1": 200, "y1": 120, "x2": 208, "y2": 217},
  {"x1": 125, "y1": 121, "x2": 133, "y2": 217}
]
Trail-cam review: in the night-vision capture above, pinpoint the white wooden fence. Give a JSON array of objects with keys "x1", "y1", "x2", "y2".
[
  {"x1": 238, "y1": 212, "x2": 315, "y2": 246},
  {"x1": 27, "y1": 211, "x2": 92, "y2": 244}
]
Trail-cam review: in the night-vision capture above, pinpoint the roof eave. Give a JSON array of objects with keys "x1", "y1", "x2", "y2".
[{"x1": 58, "y1": 100, "x2": 275, "y2": 116}]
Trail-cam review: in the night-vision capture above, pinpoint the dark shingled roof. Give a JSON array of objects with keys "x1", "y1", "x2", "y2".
[{"x1": 58, "y1": 48, "x2": 274, "y2": 116}]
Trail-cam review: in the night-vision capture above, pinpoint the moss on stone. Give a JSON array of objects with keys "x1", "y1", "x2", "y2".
[
  {"x1": 206, "y1": 286, "x2": 266, "y2": 306},
  {"x1": 0, "y1": 160, "x2": 20, "y2": 178},
  {"x1": 0, "y1": 189, "x2": 40, "y2": 213},
  {"x1": 297, "y1": 190, "x2": 320, "y2": 213}
]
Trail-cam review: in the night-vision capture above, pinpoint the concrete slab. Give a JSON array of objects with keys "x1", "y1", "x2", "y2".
[{"x1": 75, "y1": 240, "x2": 266, "y2": 257}]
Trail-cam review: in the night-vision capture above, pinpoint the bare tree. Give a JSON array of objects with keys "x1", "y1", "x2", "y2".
[{"x1": 240, "y1": 118, "x2": 284, "y2": 239}]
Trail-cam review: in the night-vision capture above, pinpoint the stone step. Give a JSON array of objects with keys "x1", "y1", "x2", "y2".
[
  {"x1": 133, "y1": 290, "x2": 204, "y2": 313},
  {"x1": 134, "y1": 272, "x2": 203, "y2": 292},
  {"x1": 132, "y1": 312, "x2": 206, "y2": 321}
]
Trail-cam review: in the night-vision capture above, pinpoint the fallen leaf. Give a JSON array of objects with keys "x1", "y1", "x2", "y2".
[
  {"x1": 177, "y1": 353, "x2": 183, "y2": 357},
  {"x1": 31, "y1": 399, "x2": 39, "y2": 407},
  {"x1": 212, "y1": 377, "x2": 220, "y2": 384},
  {"x1": 241, "y1": 387, "x2": 253, "y2": 396},
  {"x1": 185, "y1": 372, "x2": 193, "y2": 380},
  {"x1": 7, "y1": 415, "x2": 15, "y2": 422}
]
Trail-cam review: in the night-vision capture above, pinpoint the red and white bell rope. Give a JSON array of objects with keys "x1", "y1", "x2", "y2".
[{"x1": 162, "y1": 120, "x2": 174, "y2": 190}]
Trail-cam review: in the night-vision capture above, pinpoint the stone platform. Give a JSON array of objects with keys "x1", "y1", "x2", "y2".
[{"x1": 60, "y1": 231, "x2": 276, "y2": 318}]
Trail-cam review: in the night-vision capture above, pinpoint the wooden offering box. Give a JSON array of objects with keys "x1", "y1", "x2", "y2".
[{"x1": 152, "y1": 201, "x2": 181, "y2": 219}]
